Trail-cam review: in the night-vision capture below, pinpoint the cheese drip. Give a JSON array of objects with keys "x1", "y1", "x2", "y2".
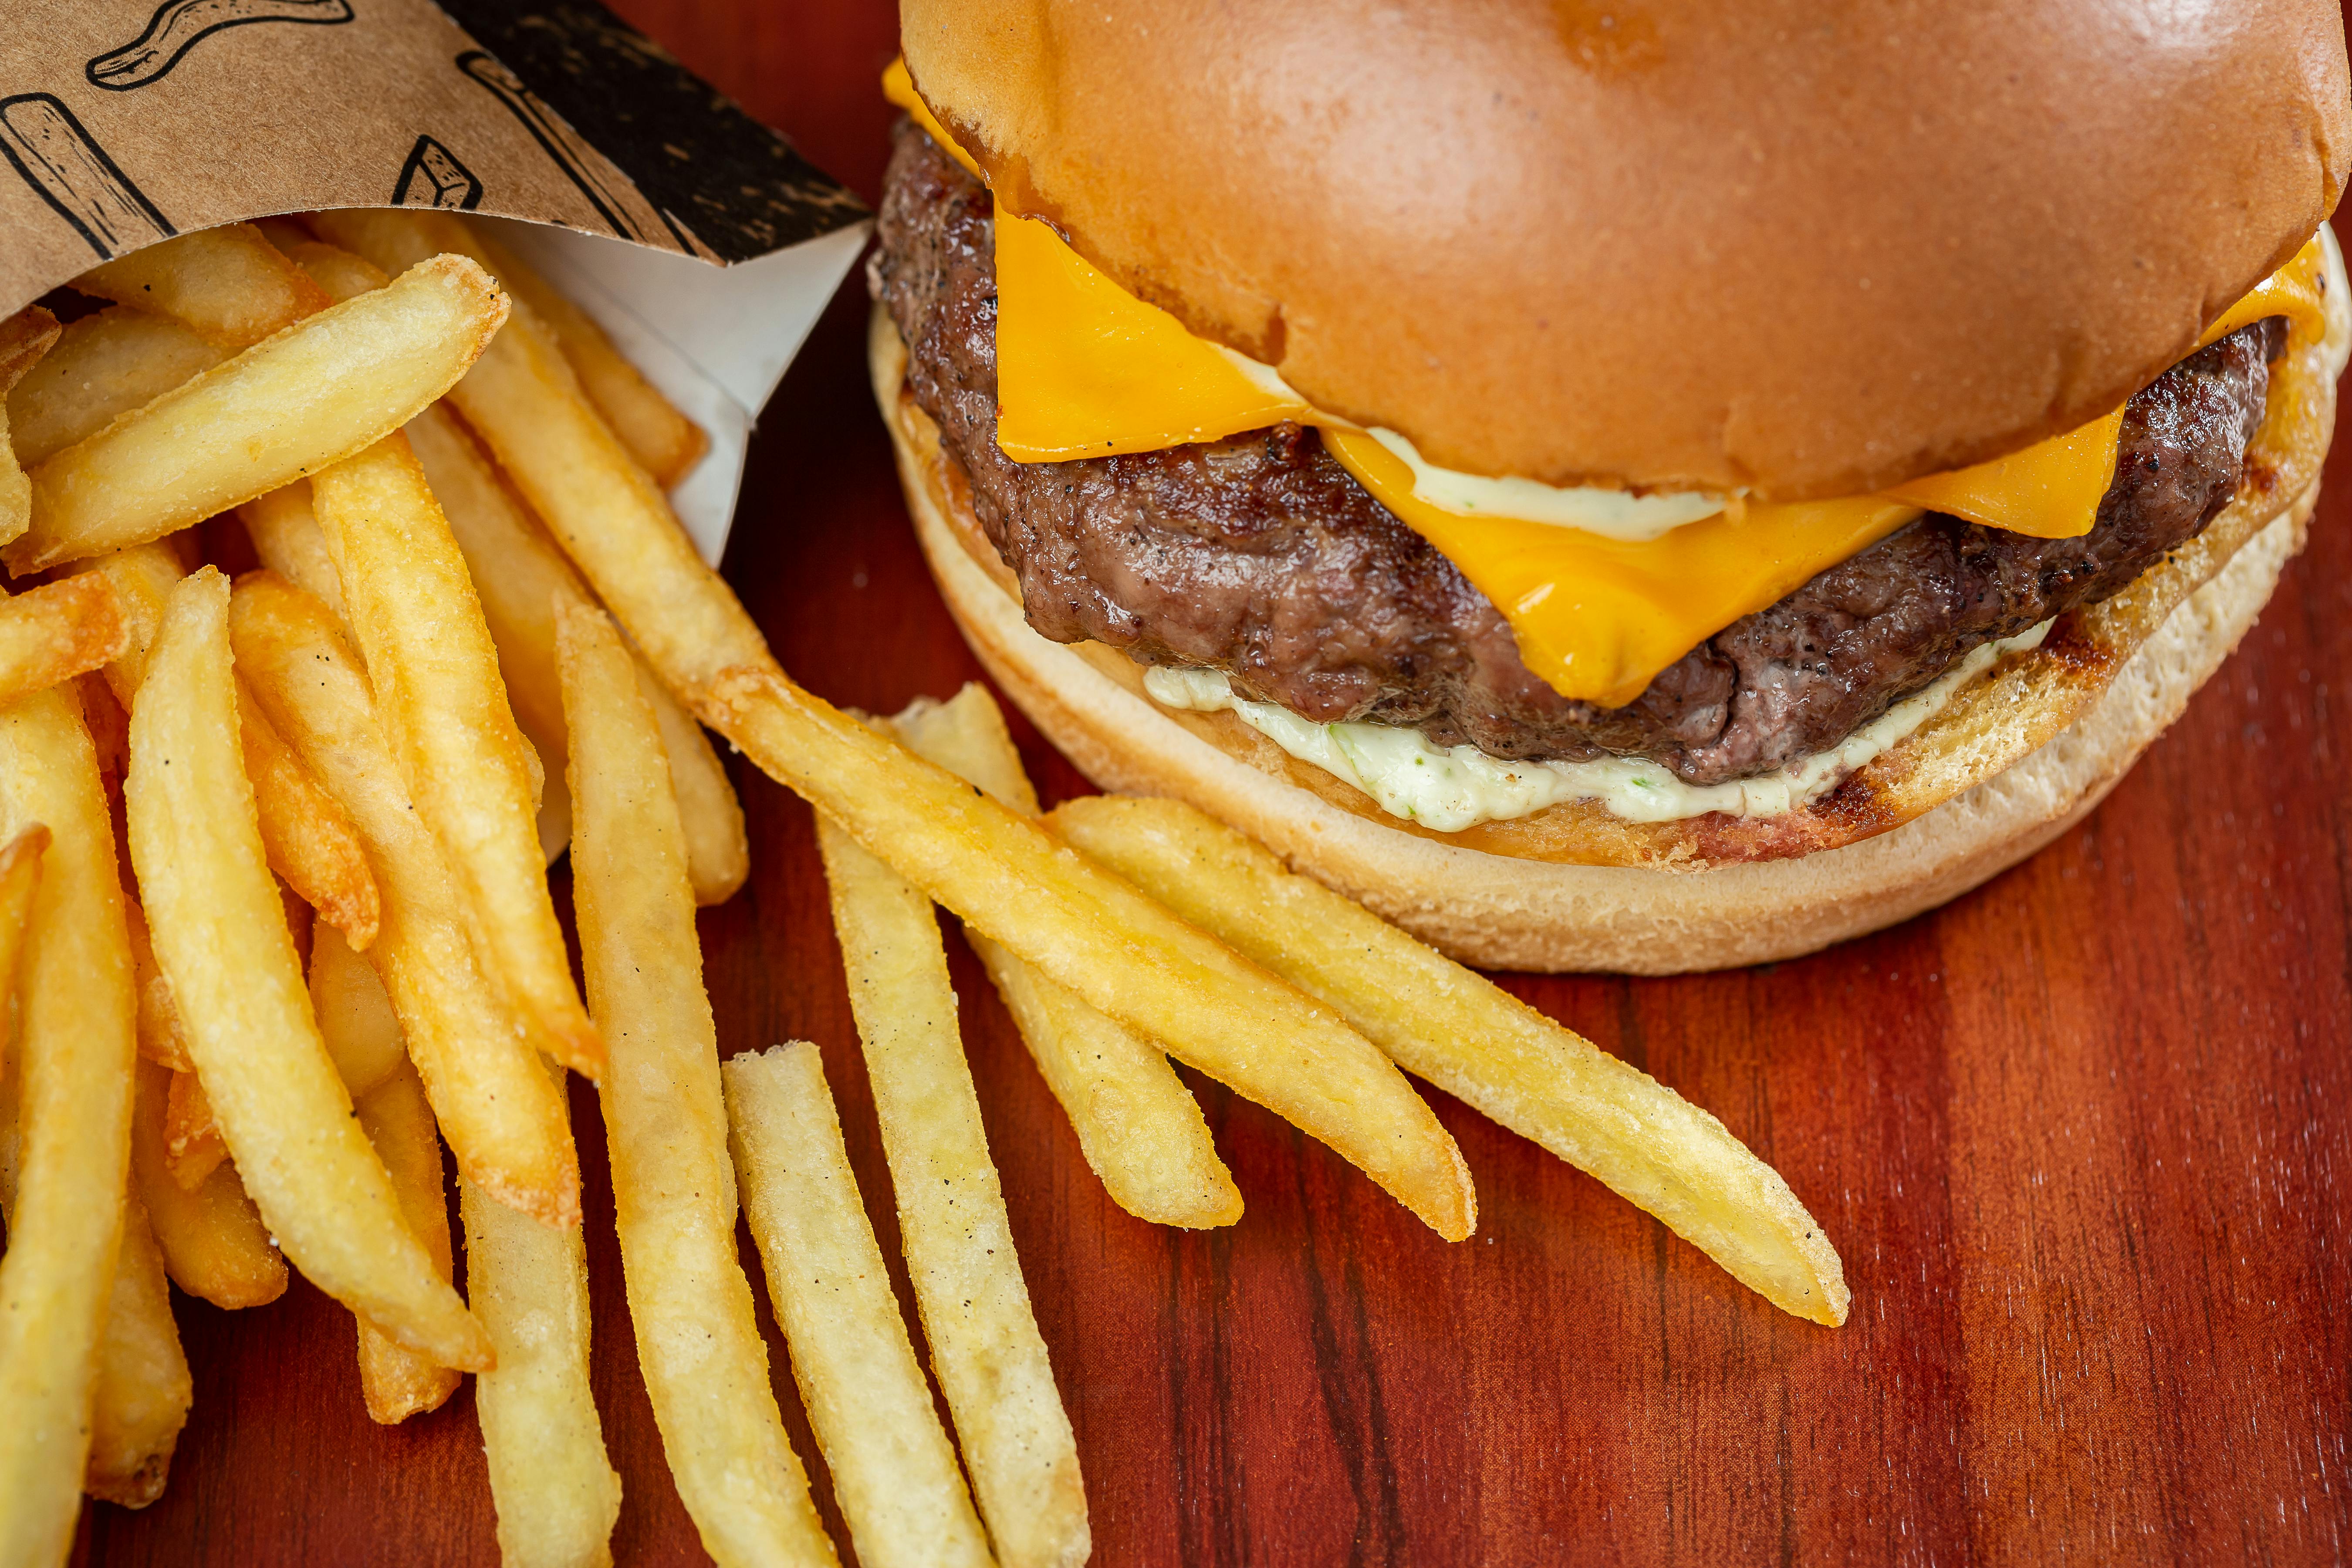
[{"x1": 883, "y1": 61, "x2": 2329, "y2": 708}]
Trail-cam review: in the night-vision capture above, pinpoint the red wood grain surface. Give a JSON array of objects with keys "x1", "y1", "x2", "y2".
[{"x1": 67, "y1": 2, "x2": 2352, "y2": 1562}]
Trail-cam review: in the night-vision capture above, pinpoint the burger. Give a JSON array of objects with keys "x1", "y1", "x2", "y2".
[{"x1": 865, "y1": 1, "x2": 2351, "y2": 973}]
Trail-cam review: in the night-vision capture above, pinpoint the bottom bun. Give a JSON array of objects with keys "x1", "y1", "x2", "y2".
[{"x1": 875, "y1": 311, "x2": 2318, "y2": 973}]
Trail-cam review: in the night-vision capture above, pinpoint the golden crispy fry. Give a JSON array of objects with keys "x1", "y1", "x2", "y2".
[
  {"x1": 230, "y1": 572, "x2": 580, "y2": 1226},
  {"x1": 309, "y1": 921, "x2": 407, "y2": 1102},
  {"x1": 709, "y1": 665, "x2": 1477, "y2": 1240},
  {"x1": 74, "y1": 223, "x2": 334, "y2": 349},
  {"x1": 463, "y1": 1067, "x2": 622, "y2": 1568},
  {"x1": 353, "y1": 1064, "x2": 463, "y2": 1424},
  {"x1": 816, "y1": 820, "x2": 1088, "y2": 1567},
  {"x1": 312, "y1": 432, "x2": 600, "y2": 1078},
  {"x1": 558, "y1": 599, "x2": 830, "y2": 1567},
  {"x1": 6, "y1": 308, "x2": 228, "y2": 470},
  {"x1": 11, "y1": 254, "x2": 510, "y2": 574},
  {"x1": 83, "y1": 1193, "x2": 190, "y2": 1509},
  {"x1": 124, "y1": 899, "x2": 193, "y2": 1073},
  {"x1": 313, "y1": 209, "x2": 774, "y2": 703},
  {"x1": 725, "y1": 1043, "x2": 995, "y2": 1568},
  {"x1": 130, "y1": 1059, "x2": 284, "y2": 1309},
  {"x1": 238, "y1": 482, "x2": 346, "y2": 621},
  {"x1": 405, "y1": 404, "x2": 746, "y2": 902},
  {"x1": 0, "y1": 825, "x2": 47, "y2": 1089},
  {"x1": 282, "y1": 239, "x2": 388, "y2": 306},
  {"x1": 125, "y1": 568, "x2": 490, "y2": 1369},
  {"x1": 890, "y1": 686, "x2": 1240, "y2": 1228},
  {"x1": 0, "y1": 306, "x2": 59, "y2": 549},
  {"x1": 0, "y1": 576, "x2": 131, "y2": 720},
  {"x1": 1055, "y1": 796, "x2": 1855, "y2": 1326},
  {"x1": 237, "y1": 682, "x2": 381, "y2": 948},
  {"x1": 162, "y1": 1065, "x2": 226, "y2": 1192},
  {"x1": 459, "y1": 220, "x2": 709, "y2": 485},
  {"x1": 0, "y1": 671, "x2": 138, "y2": 1567},
  {"x1": 64, "y1": 537, "x2": 382, "y2": 947}
]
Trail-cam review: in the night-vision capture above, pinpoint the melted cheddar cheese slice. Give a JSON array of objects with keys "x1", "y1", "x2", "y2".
[{"x1": 885, "y1": 61, "x2": 2328, "y2": 707}]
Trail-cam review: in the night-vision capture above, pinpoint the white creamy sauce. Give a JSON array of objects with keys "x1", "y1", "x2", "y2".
[
  {"x1": 1145, "y1": 618, "x2": 2055, "y2": 831},
  {"x1": 1209, "y1": 346, "x2": 1727, "y2": 541}
]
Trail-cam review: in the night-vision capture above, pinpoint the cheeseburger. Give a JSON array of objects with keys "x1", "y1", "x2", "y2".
[{"x1": 867, "y1": 1, "x2": 2351, "y2": 972}]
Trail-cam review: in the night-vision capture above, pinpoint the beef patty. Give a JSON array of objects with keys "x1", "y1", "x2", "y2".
[{"x1": 871, "y1": 122, "x2": 2285, "y2": 787}]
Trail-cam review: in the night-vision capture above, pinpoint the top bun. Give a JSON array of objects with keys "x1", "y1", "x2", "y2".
[{"x1": 902, "y1": 0, "x2": 2349, "y2": 500}]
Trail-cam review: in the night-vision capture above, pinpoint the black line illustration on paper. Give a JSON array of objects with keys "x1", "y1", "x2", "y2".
[
  {"x1": 88, "y1": 0, "x2": 356, "y2": 93},
  {"x1": 455, "y1": 48, "x2": 672, "y2": 246},
  {"x1": 393, "y1": 135, "x2": 484, "y2": 210},
  {"x1": 0, "y1": 94, "x2": 176, "y2": 260}
]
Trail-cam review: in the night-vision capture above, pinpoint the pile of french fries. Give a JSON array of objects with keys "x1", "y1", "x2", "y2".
[{"x1": 0, "y1": 210, "x2": 1848, "y2": 1567}]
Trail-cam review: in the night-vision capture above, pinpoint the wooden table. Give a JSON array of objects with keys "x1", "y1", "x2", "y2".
[{"x1": 71, "y1": 3, "x2": 2352, "y2": 1562}]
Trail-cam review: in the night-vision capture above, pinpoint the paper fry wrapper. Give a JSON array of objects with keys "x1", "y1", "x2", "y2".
[{"x1": 0, "y1": 0, "x2": 871, "y2": 561}]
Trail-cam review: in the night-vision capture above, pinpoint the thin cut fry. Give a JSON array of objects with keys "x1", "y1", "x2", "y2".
[
  {"x1": 131, "y1": 1059, "x2": 284, "y2": 1309},
  {"x1": 238, "y1": 482, "x2": 346, "y2": 621},
  {"x1": 0, "y1": 669, "x2": 138, "y2": 1568},
  {"x1": 463, "y1": 1066, "x2": 622, "y2": 1568},
  {"x1": 725, "y1": 1044, "x2": 994, "y2": 1568},
  {"x1": 310, "y1": 209, "x2": 772, "y2": 702},
  {"x1": 125, "y1": 567, "x2": 490, "y2": 1369},
  {"x1": 237, "y1": 682, "x2": 381, "y2": 948},
  {"x1": 6, "y1": 308, "x2": 228, "y2": 469},
  {"x1": 818, "y1": 819, "x2": 1088, "y2": 1567},
  {"x1": 558, "y1": 598, "x2": 831, "y2": 1568},
  {"x1": 0, "y1": 825, "x2": 47, "y2": 1088},
  {"x1": 459, "y1": 220, "x2": 709, "y2": 485},
  {"x1": 405, "y1": 403, "x2": 746, "y2": 902},
  {"x1": 11, "y1": 254, "x2": 510, "y2": 574},
  {"x1": 162, "y1": 1066, "x2": 226, "y2": 1191},
  {"x1": 711, "y1": 665, "x2": 1477, "y2": 1239},
  {"x1": 353, "y1": 1064, "x2": 464, "y2": 1423},
  {"x1": 83, "y1": 1193, "x2": 191, "y2": 1509},
  {"x1": 230, "y1": 572, "x2": 580, "y2": 1226},
  {"x1": 891, "y1": 686, "x2": 1240, "y2": 1228},
  {"x1": 74, "y1": 223, "x2": 335, "y2": 348},
  {"x1": 312, "y1": 432, "x2": 600, "y2": 1077},
  {"x1": 0, "y1": 568, "x2": 128, "y2": 708},
  {"x1": 309, "y1": 921, "x2": 408, "y2": 1101},
  {"x1": 1056, "y1": 795, "x2": 1854, "y2": 1326}
]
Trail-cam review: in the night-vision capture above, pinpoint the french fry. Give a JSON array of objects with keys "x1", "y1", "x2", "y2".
[
  {"x1": 0, "y1": 825, "x2": 48, "y2": 1090},
  {"x1": 558, "y1": 599, "x2": 831, "y2": 1567},
  {"x1": 311, "y1": 432, "x2": 601, "y2": 1077},
  {"x1": 62, "y1": 538, "x2": 184, "y2": 700},
  {"x1": 309, "y1": 209, "x2": 774, "y2": 702},
  {"x1": 890, "y1": 686, "x2": 1241, "y2": 1228},
  {"x1": 725, "y1": 1043, "x2": 995, "y2": 1568},
  {"x1": 131, "y1": 1059, "x2": 284, "y2": 1309},
  {"x1": 7, "y1": 308, "x2": 228, "y2": 469},
  {"x1": 309, "y1": 921, "x2": 408, "y2": 1101},
  {"x1": 238, "y1": 482, "x2": 347, "y2": 622},
  {"x1": 237, "y1": 682, "x2": 381, "y2": 948},
  {"x1": 124, "y1": 899, "x2": 193, "y2": 1073},
  {"x1": 404, "y1": 403, "x2": 746, "y2": 902},
  {"x1": 462, "y1": 1069, "x2": 622, "y2": 1568},
  {"x1": 352, "y1": 1064, "x2": 463, "y2": 1424},
  {"x1": 0, "y1": 672, "x2": 138, "y2": 1568},
  {"x1": 710, "y1": 666, "x2": 1477, "y2": 1240},
  {"x1": 125, "y1": 568, "x2": 490, "y2": 1369},
  {"x1": 0, "y1": 571, "x2": 128, "y2": 711},
  {"x1": 1054, "y1": 796, "x2": 1854, "y2": 1326},
  {"x1": 73, "y1": 222, "x2": 335, "y2": 349},
  {"x1": 230, "y1": 572, "x2": 580, "y2": 1226},
  {"x1": 406, "y1": 283, "x2": 1470, "y2": 1232},
  {"x1": 0, "y1": 304, "x2": 61, "y2": 548},
  {"x1": 10, "y1": 254, "x2": 510, "y2": 574},
  {"x1": 83, "y1": 1193, "x2": 191, "y2": 1508},
  {"x1": 458, "y1": 220, "x2": 709, "y2": 485},
  {"x1": 281, "y1": 238, "x2": 389, "y2": 307},
  {"x1": 162, "y1": 1066, "x2": 226, "y2": 1191},
  {"x1": 817, "y1": 819, "x2": 1088, "y2": 1567}
]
